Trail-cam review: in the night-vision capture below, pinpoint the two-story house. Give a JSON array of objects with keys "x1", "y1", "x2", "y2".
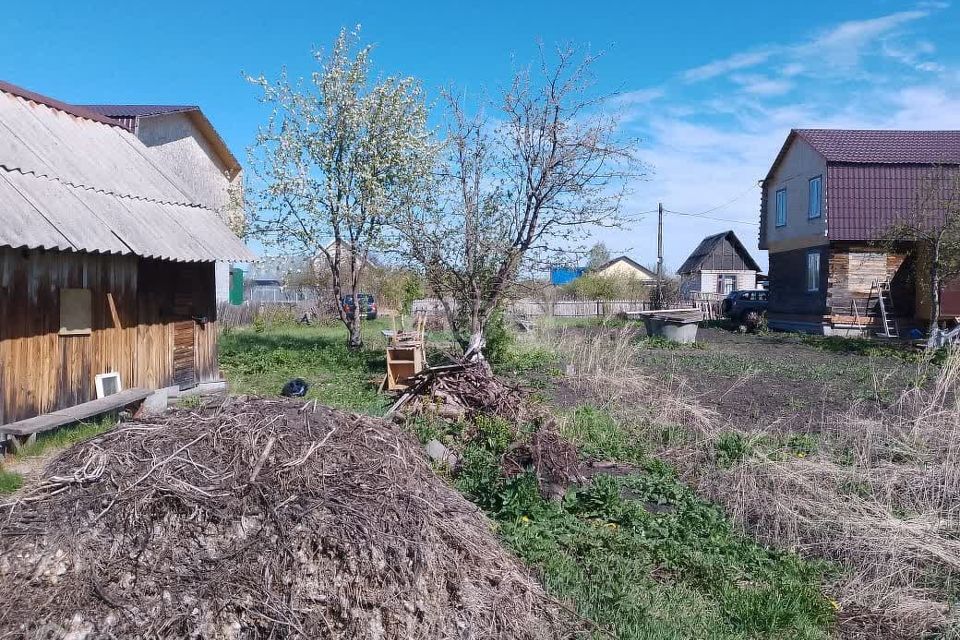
[
  {"x1": 80, "y1": 104, "x2": 244, "y2": 303},
  {"x1": 760, "y1": 129, "x2": 960, "y2": 335}
]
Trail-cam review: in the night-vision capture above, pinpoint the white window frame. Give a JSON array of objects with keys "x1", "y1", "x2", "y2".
[
  {"x1": 775, "y1": 188, "x2": 787, "y2": 227},
  {"x1": 808, "y1": 175, "x2": 822, "y2": 219},
  {"x1": 806, "y1": 250, "x2": 820, "y2": 292},
  {"x1": 95, "y1": 372, "x2": 123, "y2": 399}
]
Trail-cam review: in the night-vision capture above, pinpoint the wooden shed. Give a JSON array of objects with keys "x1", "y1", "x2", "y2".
[
  {"x1": 677, "y1": 230, "x2": 762, "y2": 297},
  {"x1": 0, "y1": 81, "x2": 252, "y2": 427}
]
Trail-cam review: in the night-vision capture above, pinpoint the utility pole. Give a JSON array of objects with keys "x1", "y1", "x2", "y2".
[
  {"x1": 657, "y1": 202, "x2": 664, "y2": 281},
  {"x1": 655, "y1": 202, "x2": 664, "y2": 309}
]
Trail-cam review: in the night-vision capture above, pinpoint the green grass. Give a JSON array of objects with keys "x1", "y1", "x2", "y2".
[
  {"x1": 13, "y1": 416, "x2": 118, "y2": 459},
  {"x1": 460, "y1": 451, "x2": 833, "y2": 639},
  {"x1": 219, "y1": 319, "x2": 391, "y2": 415},
  {"x1": 0, "y1": 468, "x2": 23, "y2": 494},
  {"x1": 561, "y1": 405, "x2": 647, "y2": 464}
]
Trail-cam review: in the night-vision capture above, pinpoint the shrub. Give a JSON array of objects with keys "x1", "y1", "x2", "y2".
[
  {"x1": 561, "y1": 274, "x2": 652, "y2": 300},
  {"x1": 484, "y1": 309, "x2": 515, "y2": 364}
]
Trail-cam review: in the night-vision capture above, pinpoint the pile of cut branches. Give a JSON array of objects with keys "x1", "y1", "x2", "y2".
[
  {"x1": 0, "y1": 397, "x2": 579, "y2": 639},
  {"x1": 503, "y1": 427, "x2": 585, "y2": 501},
  {"x1": 389, "y1": 361, "x2": 530, "y2": 423}
]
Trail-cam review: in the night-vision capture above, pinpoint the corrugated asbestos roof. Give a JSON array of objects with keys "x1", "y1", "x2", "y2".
[
  {"x1": 80, "y1": 104, "x2": 242, "y2": 178},
  {"x1": 0, "y1": 82, "x2": 252, "y2": 262}
]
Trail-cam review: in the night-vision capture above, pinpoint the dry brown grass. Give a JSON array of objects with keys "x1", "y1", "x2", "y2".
[
  {"x1": 527, "y1": 322, "x2": 960, "y2": 637},
  {"x1": 703, "y1": 354, "x2": 960, "y2": 637},
  {"x1": 534, "y1": 325, "x2": 718, "y2": 438}
]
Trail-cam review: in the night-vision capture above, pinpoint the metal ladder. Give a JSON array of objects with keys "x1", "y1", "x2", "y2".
[{"x1": 868, "y1": 279, "x2": 899, "y2": 338}]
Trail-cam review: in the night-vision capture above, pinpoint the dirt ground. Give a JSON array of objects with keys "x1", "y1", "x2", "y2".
[{"x1": 569, "y1": 324, "x2": 925, "y2": 433}]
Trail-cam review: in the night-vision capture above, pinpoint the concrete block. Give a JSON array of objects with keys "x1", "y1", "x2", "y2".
[
  {"x1": 141, "y1": 389, "x2": 169, "y2": 416},
  {"x1": 425, "y1": 439, "x2": 460, "y2": 468}
]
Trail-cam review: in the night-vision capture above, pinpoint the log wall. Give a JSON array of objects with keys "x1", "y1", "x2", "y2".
[{"x1": 0, "y1": 248, "x2": 218, "y2": 425}]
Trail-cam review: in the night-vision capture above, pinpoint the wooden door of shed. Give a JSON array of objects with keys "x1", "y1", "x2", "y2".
[
  {"x1": 171, "y1": 286, "x2": 198, "y2": 389},
  {"x1": 172, "y1": 321, "x2": 197, "y2": 389}
]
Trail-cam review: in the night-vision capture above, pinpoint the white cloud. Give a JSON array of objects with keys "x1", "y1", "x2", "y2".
[
  {"x1": 600, "y1": 4, "x2": 955, "y2": 272},
  {"x1": 804, "y1": 10, "x2": 928, "y2": 65},
  {"x1": 731, "y1": 74, "x2": 793, "y2": 96},
  {"x1": 683, "y1": 49, "x2": 774, "y2": 82}
]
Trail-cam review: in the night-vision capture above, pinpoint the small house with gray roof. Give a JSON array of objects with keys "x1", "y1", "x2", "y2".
[
  {"x1": 81, "y1": 104, "x2": 244, "y2": 302},
  {"x1": 677, "y1": 230, "x2": 761, "y2": 297}
]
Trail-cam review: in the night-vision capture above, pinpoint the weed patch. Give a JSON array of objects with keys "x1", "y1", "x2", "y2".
[
  {"x1": 0, "y1": 468, "x2": 23, "y2": 495},
  {"x1": 561, "y1": 405, "x2": 646, "y2": 464},
  {"x1": 452, "y1": 412, "x2": 833, "y2": 639}
]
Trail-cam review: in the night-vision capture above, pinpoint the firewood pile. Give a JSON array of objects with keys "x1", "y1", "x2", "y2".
[
  {"x1": 387, "y1": 361, "x2": 529, "y2": 423},
  {"x1": 0, "y1": 397, "x2": 578, "y2": 639}
]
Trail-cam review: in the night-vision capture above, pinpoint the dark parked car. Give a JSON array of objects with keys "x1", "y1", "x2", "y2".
[
  {"x1": 341, "y1": 293, "x2": 378, "y2": 320},
  {"x1": 721, "y1": 289, "x2": 768, "y2": 324}
]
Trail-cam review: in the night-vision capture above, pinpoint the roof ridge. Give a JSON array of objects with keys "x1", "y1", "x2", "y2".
[
  {"x1": 794, "y1": 127, "x2": 960, "y2": 133},
  {"x1": 0, "y1": 80, "x2": 128, "y2": 129},
  {"x1": 0, "y1": 164, "x2": 212, "y2": 211},
  {"x1": 80, "y1": 104, "x2": 201, "y2": 118}
]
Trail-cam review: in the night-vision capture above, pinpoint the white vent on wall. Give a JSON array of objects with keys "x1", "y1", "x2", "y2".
[{"x1": 95, "y1": 372, "x2": 122, "y2": 399}]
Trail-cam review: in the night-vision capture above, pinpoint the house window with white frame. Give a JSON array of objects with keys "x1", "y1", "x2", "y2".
[
  {"x1": 806, "y1": 250, "x2": 820, "y2": 292},
  {"x1": 775, "y1": 188, "x2": 787, "y2": 227},
  {"x1": 808, "y1": 176, "x2": 822, "y2": 219}
]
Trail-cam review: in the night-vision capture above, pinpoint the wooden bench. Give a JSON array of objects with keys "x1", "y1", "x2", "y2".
[{"x1": 0, "y1": 388, "x2": 152, "y2": 452}]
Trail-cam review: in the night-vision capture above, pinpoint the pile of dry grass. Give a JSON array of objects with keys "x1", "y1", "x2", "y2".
[
  {"x1": 698, "y1": 355, "x2": 960, "y2": 637},
  {"x1": 536, "y1": 325, "x2": 717, "y2": 436},
  {"x1": 0, "y1": 397, "x2": 579, "y2": 639}
]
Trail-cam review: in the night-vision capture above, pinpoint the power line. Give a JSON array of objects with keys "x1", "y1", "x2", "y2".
[
  {"x1": 664, "y1": 209, "x2": 759, "y2": 226},
  {"x1": 682, "y1": 182, "x2": 760, "y2": 217}
]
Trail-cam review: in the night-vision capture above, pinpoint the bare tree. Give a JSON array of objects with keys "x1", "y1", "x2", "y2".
[
  {"x1": 247, "y1": 28, "x2": 434, "y2": 347},
  {"x1": 399, "y1": 45, "x2": 641, "y2": 358},
  {"x1": 884, "y1": 165, "x2": 960, "y2": 341}
]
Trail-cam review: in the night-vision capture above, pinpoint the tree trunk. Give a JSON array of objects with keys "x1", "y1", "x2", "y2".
[{"x1": 930, "y1": 239, "x2": 941, "y2": 339}]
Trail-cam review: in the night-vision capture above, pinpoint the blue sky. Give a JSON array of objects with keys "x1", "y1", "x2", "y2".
[{"x1": 4, "y1": 0, "x2": 959, "y2": 270}]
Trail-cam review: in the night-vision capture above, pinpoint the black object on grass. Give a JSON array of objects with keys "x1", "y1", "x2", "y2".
[{"x1": 281, "y1": 378, "x2": 309, "y2": 398}]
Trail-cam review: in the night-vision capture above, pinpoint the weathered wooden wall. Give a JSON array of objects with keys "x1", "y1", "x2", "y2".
[
  {"x1": 0, "y1": 248, "x2": 218, "y2": 425},
  {"x1": 826, "y1": 244, "x2": 912, "y2": 327}
]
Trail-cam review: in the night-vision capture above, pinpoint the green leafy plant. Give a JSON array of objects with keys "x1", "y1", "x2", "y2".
[{"x1": 714, "y1": 432, "x2": 753, "y2": 468}]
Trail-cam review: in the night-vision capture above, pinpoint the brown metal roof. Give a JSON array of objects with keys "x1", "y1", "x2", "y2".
[
  {"x1": 592, "y1": 256, "x2": 656, "y2": 278},
  {"x1": 0, "y1": 81, "x2": 128, "y2": 130},
  {"x1": 762, "y1": 129, "x2": 960, "y2": 245},
  {"x1": 81, "y1": 104, "x2": 200, "y2": 118},
  {"x1": 794, "y1": 129, "x2": 960, "y2": 164},
  {"x1": 0, "y1": 82, "x2": 252, "y2": 262}
]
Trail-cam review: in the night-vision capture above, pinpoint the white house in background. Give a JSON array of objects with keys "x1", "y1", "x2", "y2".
[
  {"x1": 593, "y1": 256, "x2": 657, "y2": 280},
  {"x1": 677, "y1": 230, "x2": 762, "y2": 296},
  {"x1": 80, "y1": 104, "x2": 244, "y2": 303}
]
